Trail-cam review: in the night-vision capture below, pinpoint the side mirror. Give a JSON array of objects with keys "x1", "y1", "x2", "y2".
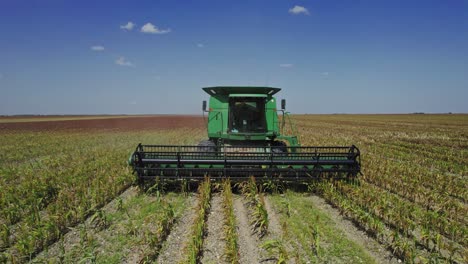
[
  {"x1": 202, "y1": 100, "x2": 207, "y2": 111},
  {"x1": 281, "y1": 99, "x2": 286, "y2": 110}
]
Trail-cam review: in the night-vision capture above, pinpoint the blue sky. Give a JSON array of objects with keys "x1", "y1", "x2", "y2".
[{"x1": 0, "y1": 0, "x2": 467, "y2": 114}]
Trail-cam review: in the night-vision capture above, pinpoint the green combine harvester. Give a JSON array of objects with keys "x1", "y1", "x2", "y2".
[{"x1": 129, "y1": 86, "x2": 360, "y2": 182}]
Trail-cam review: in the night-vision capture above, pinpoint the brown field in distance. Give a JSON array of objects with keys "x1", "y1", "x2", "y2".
[{"x1": 0, "y1": 115, "x2": 204, "y2": 131}]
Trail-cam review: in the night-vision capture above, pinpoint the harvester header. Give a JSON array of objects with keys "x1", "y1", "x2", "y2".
[{"x1": 129, "y1": 86, "x2": 360, "y2": 182}]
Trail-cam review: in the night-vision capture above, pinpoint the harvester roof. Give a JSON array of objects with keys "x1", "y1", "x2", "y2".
[{"x1": 202, "y1": 86, "x2": 281, "y2": 97}]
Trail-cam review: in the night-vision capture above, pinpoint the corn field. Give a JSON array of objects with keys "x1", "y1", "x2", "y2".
[{"x1": 0, "y1": 114, "x2": 466, "y2": 263}]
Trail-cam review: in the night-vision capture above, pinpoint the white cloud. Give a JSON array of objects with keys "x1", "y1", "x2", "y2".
[
  {"x1": 289, "y1": 5, "x2": 310, "y2": 15},
  {"x1": 120, "y1": 22, "x2": 135, "y2": 31},
  {"x1": 90, "y1": 45, "x2": 105, "y2": 51},
  {"x1": 280, "y1": 63, "x2": 293, "y2": 68},
  {"x1": 197, "y1": 43, "x2": 204, "y2": 48},
  {"x1": 115, "y1": 56, "x2": 135, "y2": 67},
  {"x1": 141, "y1": 23, "x2": 171, "y2": 34}
]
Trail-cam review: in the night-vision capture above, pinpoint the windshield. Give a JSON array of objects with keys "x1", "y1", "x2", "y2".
[{"x1": 228, "y1": 98, "x2": 267, "y2": 133}]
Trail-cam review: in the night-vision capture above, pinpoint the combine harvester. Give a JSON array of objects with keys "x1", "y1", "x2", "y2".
[{"x1": 129, "y1": 86, "x2": 360, "y2": 182}]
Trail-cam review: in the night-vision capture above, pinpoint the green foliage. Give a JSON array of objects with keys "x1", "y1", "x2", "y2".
[
  {"x1": 269, "y1": 192, "x2": 377, "y2": 263},
  {"x1": 261, "y1": 239, "x2": 288, "y2": 264},
  {"x1": 140, "y1": 200, "x2": 178, "y2": 262},
  {"x1": 222, "y1": 180, "x2": 239, "y2": 263},
  {"x1": 308, "y1": 219, "x2": 320, "y2": 256},
  {"x1": 239, "y1": 177, "x2": 269, "y2": 237},
  {"x1": 262, "y1": 179, "x2": 284, "y2": 194},
  {"x1": 184, "y1": 178, "x2": 212, "y2": 264}
]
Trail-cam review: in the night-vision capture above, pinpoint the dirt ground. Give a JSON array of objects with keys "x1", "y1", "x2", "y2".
[
  {"x1": 201, "y1": 193, "x2": 229, "y2": 264},
  {"x1": 0, "y1": 115, "x2": 204, "y2": 131},
  {"x1": 157, "y1": 194, "x2": 198, "y2": 264},
  {"x1": 233, "y1": 195, "x2": 262, "y2": 264}
]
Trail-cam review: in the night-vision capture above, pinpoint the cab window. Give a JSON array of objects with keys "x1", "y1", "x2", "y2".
[{"x1": 228, "y1": 98, "x2": 266, "y2": 133}]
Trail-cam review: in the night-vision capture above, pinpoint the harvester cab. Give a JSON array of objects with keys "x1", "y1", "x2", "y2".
[
  {"x1": 129, "y1": 86, "x2": 360, "y2": 182},
  {"x1": 200, "y1": 86, "x2": 298, "y2": 148}
]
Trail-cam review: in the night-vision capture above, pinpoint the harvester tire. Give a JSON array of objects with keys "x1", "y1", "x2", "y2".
[
  {"x1": 272, "y1": 141, "x2": 288, "y2": 154},
  {"x1": 197, "y1": 140, "x2": 216, "y2": 154}
]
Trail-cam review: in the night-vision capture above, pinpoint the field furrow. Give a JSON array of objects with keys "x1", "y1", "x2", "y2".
[
  {"x1": 232, "y1": 195, "x2": 261, "y2": 263},
  {"x1": 201, "y1": 193, "x2": 228, "y2": 264}
]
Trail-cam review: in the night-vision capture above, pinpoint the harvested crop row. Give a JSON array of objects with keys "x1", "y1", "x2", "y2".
[
  {"x1": 239, "y1": 177, "x2": 269, "y2": 238},
  {"x1": 222, "y1": 180, "x2": 239, "y2": 263},
  {"x1": 183, "y1": 178, "x2": 212, "y2": 264}
]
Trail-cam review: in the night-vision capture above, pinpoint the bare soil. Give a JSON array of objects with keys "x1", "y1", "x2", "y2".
[
  {"x1": 263, "y1": 197, "x2": 282, "y2": 237},
  {"x1": 0, "y1": 115, "x2": 203, "y2": 131},
  {"x1": 157, "y1": 194, "x2": 198, "y2": 264},
  {"x1": 306, "y1": 194, "x2": 400, "y2": 264},
  {"x1": 232, "y1": 195, "x2": 262, "y2": 264},
  {"x1": 201, "y1": 193, "x2": 228, "y2": 264}
]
